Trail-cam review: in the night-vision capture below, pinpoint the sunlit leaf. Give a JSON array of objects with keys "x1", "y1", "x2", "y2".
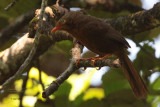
[
  {"x1": 134, "y1": 43, "x2": 156, "y2": 71},
  {"x1": 27, "y1": 67, "x2": 55, "y2": 101},
  {"x1": 151, "y1": 96, "x2": 160, "y2": 107},
  {"x1": 83, "y1": 88, "x2": 104, "y2": 101},
  {"x1": 29, "y1": 67, "x2": 39, "y2": 80},
  {"x1": 1, "y1": 94, "x2": 19, "y2": 107},
  {"x1": 25, "y1": 79, "x2": 40, "y2": 96},
  {"x1": 14, "y1": 79, "x2": 23, "y2": 92},
  {"x1": 68, "y1": 68, "x2": 96, "y2": 101},
  {"x1": 23, "y1": 96, "x2": 37, "y2": 107},
  {"x1": 29, "y1": 67, "x2": 56, "y2": 86},
  {"x1": 151, "y1": 75, "x2": 160, "y2": 90}
]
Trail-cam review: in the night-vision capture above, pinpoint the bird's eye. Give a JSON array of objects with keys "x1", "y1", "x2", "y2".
[{"x1": 61, "y1": 19, "x2": 66, "y2": 24}]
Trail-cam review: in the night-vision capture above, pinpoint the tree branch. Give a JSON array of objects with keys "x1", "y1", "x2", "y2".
[
  {"x1": 104, "y1": 3, "x2": 160, "y2": 35},
  {"x1": 71, "y1": 40, "x2": 84, "y2": 59},
  {"x1": 1, "y1": 2, "x2": 160, "y2": 49},
  {"x1": 0, "y1": 0, "x2": 48, "y2": 90},
  {"x1": 52, "y1": 2, "x2": 160, "y2": 36},
  {"x1": 62, "y1": 0, "x2": 143, "y2": 13},
  {"x1": 4, "y1": 0, "x2": 19, "y2": 11},
  {"x1": 42, "y1": 58, "x2": 121, "y2": 98},
  {"x1": 0, "y1": 29, "x2": 72, "y2": 85},
  {"x1": 0, "y1": 10, "x2": 35, "y2": 47},
  {"x1": 85, "y1": 0, "x2": 143, "y2": 13}
]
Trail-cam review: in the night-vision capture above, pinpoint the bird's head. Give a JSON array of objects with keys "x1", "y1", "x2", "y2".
[
  {"x1": 51, "y1": 12, "x2": 76, "y2": 33},
  {"x1": 51, "y1": 18, "x2": 67, "y2": 32}
]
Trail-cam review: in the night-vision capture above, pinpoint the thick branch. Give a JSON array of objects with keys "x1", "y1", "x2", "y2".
[
  {"x1": 0, "y1": 30, "x2": 72, "y2": 85},
  {"x1": 62, "y1": 0, "x2": 143, "y2": 13},
  {"x1": 104, "y1": 3, "x2": 160, "y2": 35},
  {"x1": 51, "y1": 3, "x2": 160, "y2": 36},
  {"x1": 0, "y1": 0, "x2": 48, "y2": 90},
  {"x1": 1, "y1": 2, "x2": 160, "y2": 48},
  {"x1": 55, "y1": 2, "x2": 160, "y2": 35},
  {"x1": 50, "y1": 3, "x2": 160, "y2": 35},
  {"x1": 0, "y1": 10, "x2": 34, "y2": 47},
  {"x1": 85, "y1": 0, "x2": 143, "y2": 13},
  {"x1": 0, "y1": 34, "x2": 33, "y2": 84}
]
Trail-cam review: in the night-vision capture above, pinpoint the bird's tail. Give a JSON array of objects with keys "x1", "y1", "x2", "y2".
[{"x1": 118, "y1": 51, "x2": 148, "y2": 98}]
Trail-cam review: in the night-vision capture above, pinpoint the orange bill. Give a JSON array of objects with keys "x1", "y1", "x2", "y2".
[{"x1": 51, "y1": 26, "x2": 62, "y2": 33}]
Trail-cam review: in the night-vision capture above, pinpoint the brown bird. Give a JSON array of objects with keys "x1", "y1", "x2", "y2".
[{"x1": 51, "y1": 11, "x2": 148, "y2": 98}]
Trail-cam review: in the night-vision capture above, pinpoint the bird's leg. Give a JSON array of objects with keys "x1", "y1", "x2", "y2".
[
  {"x1": 91, "y1": 54, "x2": 112, "y2": 70},
  {"x1": 76, "y1": 54, "x2": 111, "y2": 70}
]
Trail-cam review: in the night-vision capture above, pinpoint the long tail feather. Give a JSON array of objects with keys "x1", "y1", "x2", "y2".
[{"x1": 118, "y1": 52, "x2": 148, "y2": 98}]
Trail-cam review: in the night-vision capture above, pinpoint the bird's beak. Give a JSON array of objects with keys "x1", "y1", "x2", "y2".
[{"x1": 51, "y1": 26, "x2": 62, "y2": 33}]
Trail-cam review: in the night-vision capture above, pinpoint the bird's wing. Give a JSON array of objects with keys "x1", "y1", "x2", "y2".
[{"x1": 107, "y1": 29, "x2": 131, "y2": 48}]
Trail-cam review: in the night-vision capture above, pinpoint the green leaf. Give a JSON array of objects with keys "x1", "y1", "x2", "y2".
[
  {"x1": 77, "y1": 98, "x2": 104, "y2": 107},
  {"x1": 134, "y1": 43, "x2": 156, "y2": 71},
  {"x1": 103, "y1": 89, "x2": 148, "y2": 107},
  {"x1": 134, "y1": 27, "x2": 160, "y2": 43},
  {"x1": 102, "y1": 69, "x2": 130, "y2": 96},
  {"x1": 151, "y1": 75, "x2": 160, "y2": 90},
  {"x1": 67, "y1": 68, "x2": 96, "y2": 101},
  {"x1": 54, "y1": 81, "x2": 72, "y2": 97},
  {"x1": 55, "y1": 96, "x2": 74, "y2": 107},
  {"x1": 150, "y1": 96, "x2": 160, "y2": 107},
  {"x1": 50, "y1": 40, "x2": 73, "y2": 58},
  {"x1": 73, "y1": 93, "x2": 84, "y2": 106}
]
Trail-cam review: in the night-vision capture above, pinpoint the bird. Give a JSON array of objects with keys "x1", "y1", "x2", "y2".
[{"x1": 51, "y1": 11, "x2": 148, "y2": 98}]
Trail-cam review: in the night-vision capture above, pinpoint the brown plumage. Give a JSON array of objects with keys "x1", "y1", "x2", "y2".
[{"x1": 51, "y1": 11, "x2": 148, "y2": 98}]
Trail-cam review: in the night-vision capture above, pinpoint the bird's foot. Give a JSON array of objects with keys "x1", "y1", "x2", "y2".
[
  {"x1": 75, "y1": 54, "x2": 111, "y2": 71},
  {"x1": 90, "y1": 54, "x2": 111, "y2": 68}
]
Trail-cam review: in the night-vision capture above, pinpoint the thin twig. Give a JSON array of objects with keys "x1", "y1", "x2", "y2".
[
  {"x1": 19, "y1": 72, "x2": 29, "y2": 107},
  {"x1": 0, "y1": 0, "x2": 48, "y2": 90},
  {"x1": 37, "y1": 60, "x2": 45, "y2": 91},
  {"x1": 56, "y1": 0, "x2": 60, "y2": 6},
  {"x1": 42, "y1": 58, "x2": 121, "y2": 98},
  {"x1": 38, "y1": 0, "x2": 47, "y2": 28},
  {"x1": 4, "y1": 0, "x2": 19, "y2": 11}
]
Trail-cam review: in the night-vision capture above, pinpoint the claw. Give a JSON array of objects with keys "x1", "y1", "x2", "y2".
[{"x1": 76, "y1": 59, "x2": 81, "y2": 68}]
